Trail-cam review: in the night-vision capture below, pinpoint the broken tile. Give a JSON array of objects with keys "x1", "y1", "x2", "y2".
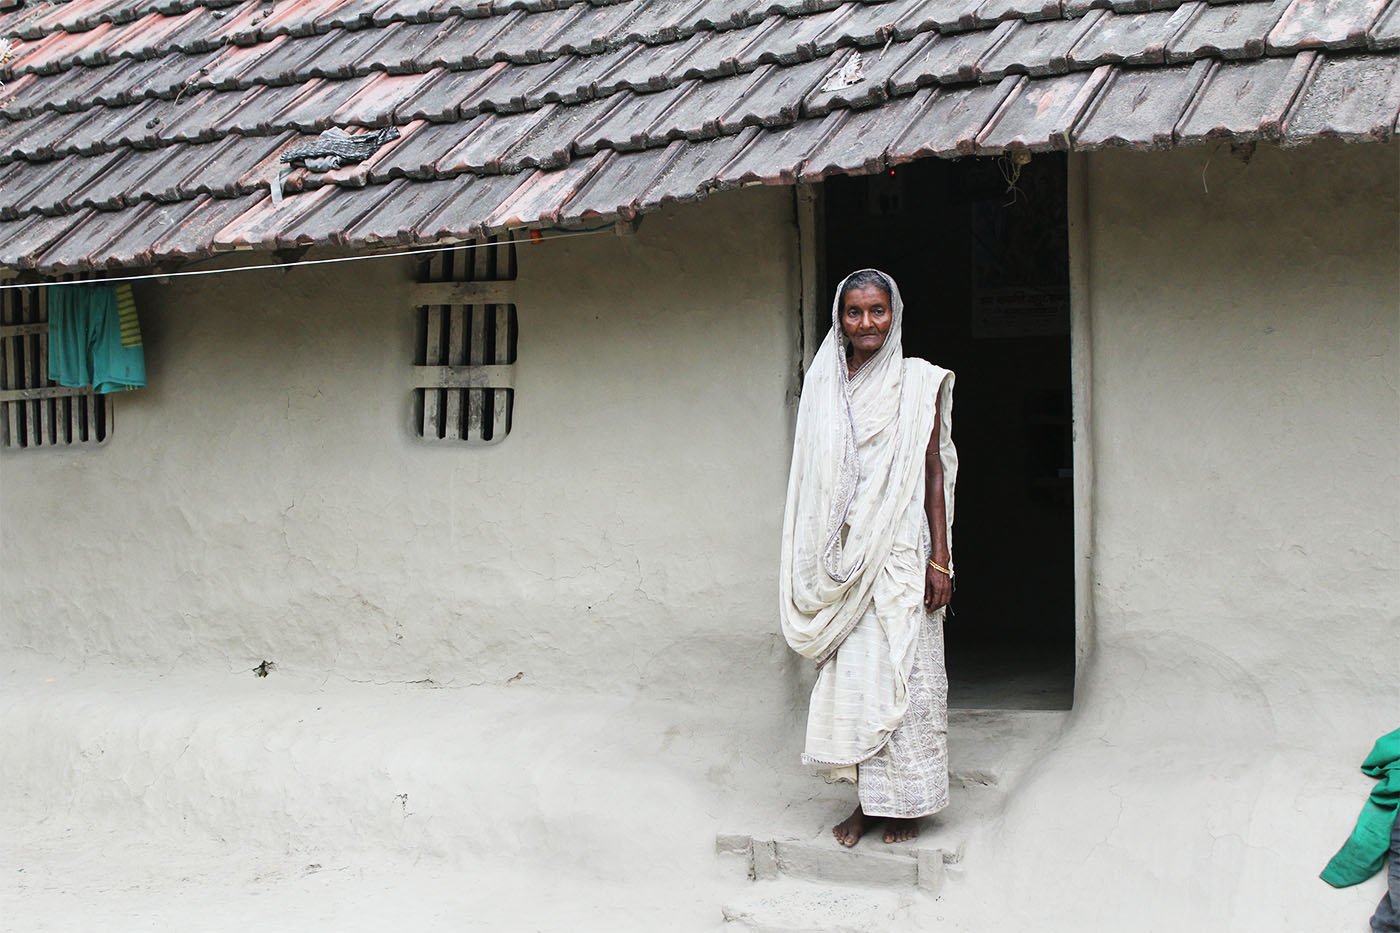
[
  {"x1": 156, "y1": 84, "x2": 263, "y2": 143},
  {"x1": 470, "y1": 58, "x2": 577, "y2": 112},
  {"x1": 256, "y1": 0, "x2": 353, "y2": 39},
  {"x1": 181, "y1": 131, "x2": 294, "y2": 197},
  {"x1": 420, "y1": 10, "x2": 525, "y2": 69},
  {"x1": 545, "y1": 1, "x2": 639, "y2": 54},
  {"x1": 614, "y1": 0, "x2": 703, "y2": 44},
  {"x1": 275, "y1": 75, "x2": 376, "y2": 132},
  {"x1": 815, "y1": 0, "x2": 908, "y2": 46},
  {"x1": 492, "y1": 94, "x2": 615, "y2": 168},
  {"x1": 687, "y1": 0, "x2": 768, "y2": 32},
  {"x1": 358, "y1": 19, "x2": 454, "y2": 72},
  {"x1": 4, "y1": 151, "x2": 124, "y2": 217},
  {"x1": 63, "y1": 98, "x2": 164, "y2": 157},
  {"x1": 529, "y1": 43, "x2": 631, "y2": 100},
  {"x1": 200, "y1": 36, "x2": 293, "y2": 89},
  {"x1": 212, "y1": 182, "x2": 338, "y2": 250},
  {"x1": 342, "y1": 176, "x2": 447, "y2": 245}
]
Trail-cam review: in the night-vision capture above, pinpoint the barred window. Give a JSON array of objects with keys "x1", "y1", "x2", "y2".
[
  {"x1": 0, "y1": 283, "x2": 111, "y2": 450},
  {"x1": 411, "y1": 238, "x2": 518, "y2": 445}
]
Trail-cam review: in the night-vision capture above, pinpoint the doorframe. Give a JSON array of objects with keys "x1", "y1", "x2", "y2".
[
  {"x1": 795, "y1": 182, "x2": 825, "y2": 375},
  {"x1": 793, "y1": 157, "x2": 1096, "y2": 704},
  {"x1": 1067, "y1": 152, "x2": 1096, "y2": 700}
]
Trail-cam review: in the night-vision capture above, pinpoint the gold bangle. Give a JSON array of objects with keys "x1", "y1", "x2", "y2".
[{"x1": 927, "y1": 559, "x2": 952, "y2": 576}]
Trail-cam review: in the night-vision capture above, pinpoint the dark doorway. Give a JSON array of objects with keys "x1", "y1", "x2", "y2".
[{"x1": 821, "y1": 154, "x2": 1075, "y2": 710}]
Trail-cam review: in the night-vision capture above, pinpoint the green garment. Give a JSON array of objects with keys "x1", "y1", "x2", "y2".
[
  {"x1": 47, "y1": 284, "x2": 146, "y2": 394},
  {"x1": 1321, "y1": 728, "x2": 1400, "y2": 888}
]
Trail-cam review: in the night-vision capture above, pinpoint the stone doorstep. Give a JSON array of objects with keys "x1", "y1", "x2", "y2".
[
  {"x1": 713, "y1": 752, "x2": 1021, "y2": 897},
  {"x1": 716, "y1": 833, "x2": 951, "y2": 895}
]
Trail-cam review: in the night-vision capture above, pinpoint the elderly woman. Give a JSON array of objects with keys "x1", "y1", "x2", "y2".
[{"x1": 780, "y1": 269, "x2": 956, "y2": 846}]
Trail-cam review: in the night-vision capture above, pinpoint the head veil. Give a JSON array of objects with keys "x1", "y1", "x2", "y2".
[{"x1": 779, "y1": 269, "x2": 954, "y2": 666}]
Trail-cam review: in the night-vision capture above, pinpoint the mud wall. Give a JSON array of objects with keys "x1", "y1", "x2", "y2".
[
  {"x1": 983, "y1": 139, "x2": 1400, "y2": 930},
  {"x1": 0, "y1": 187, "x2": 802, "y2": 703}
]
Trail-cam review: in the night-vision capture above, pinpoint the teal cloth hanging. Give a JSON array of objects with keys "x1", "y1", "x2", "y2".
[{"x1": 47, "y1": 284, "x2": 146, "y2": 394}]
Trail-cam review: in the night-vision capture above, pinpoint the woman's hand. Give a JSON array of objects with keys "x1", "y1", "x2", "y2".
[{"x1": 924, "y1": 561, "x2": 952, "y2": 612}]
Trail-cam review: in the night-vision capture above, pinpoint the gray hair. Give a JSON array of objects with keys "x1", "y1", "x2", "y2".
[{"x1": 838, "y1": 270, "x2": 892, "y2": 306}]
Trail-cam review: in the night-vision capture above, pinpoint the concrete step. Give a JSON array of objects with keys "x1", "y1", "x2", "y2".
[
  {"x1": 715, "y1": 708, "x2": 1069, "y2": 894},
  {"x1": 717, "y1": 831, "x2": 950, "y2": 894},
  {"x1": 720, "y1": 881, "x2": 911, "y2": 933}
]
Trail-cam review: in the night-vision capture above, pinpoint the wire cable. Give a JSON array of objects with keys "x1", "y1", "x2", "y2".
[{"x1": 0, "y1": 227, "x2": 612, "y2": 291}]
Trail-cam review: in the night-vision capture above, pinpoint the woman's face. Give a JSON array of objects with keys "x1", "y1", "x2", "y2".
[{"x1": 840, "y1": 284, "x2": 893, "y2": 357}]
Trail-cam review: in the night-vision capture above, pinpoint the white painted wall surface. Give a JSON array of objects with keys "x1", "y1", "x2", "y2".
[
  {"x1": 2, "y1": 143, "x2": 1396, "y2": 931},
  {"x1": 0, "y1": 187, "x2": 802, "y2": 703},
  {"x1": 976, "y1": 139, "x2": 1400, "y2": 930}
]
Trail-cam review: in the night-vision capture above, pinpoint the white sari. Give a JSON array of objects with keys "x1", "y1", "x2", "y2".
[{"x1": 779, "y1": 270, "x2": 956, "y2": 817}]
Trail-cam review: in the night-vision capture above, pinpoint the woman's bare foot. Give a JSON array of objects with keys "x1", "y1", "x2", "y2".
[
  {"x1": 832, "y1": 805, "x2": 868, "y2": 847},
  {"x1": 882, "y1": 817, "x2": 919, "y2": 844}
]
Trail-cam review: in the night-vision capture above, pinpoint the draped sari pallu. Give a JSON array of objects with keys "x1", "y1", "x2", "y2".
[{"x1": 779, "y1": 270, "x2": 957, "y2": 819}]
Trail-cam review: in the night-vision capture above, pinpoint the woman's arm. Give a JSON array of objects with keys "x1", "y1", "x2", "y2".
[{"x1": 924, "y1": 393, "x2": 953, "y2": 612}]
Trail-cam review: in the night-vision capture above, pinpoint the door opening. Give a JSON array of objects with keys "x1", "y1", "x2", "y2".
[{"x1": 820, "y1": 154, "x2": 1075, "y2": 710}]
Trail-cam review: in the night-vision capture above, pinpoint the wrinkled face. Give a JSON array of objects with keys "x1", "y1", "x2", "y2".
[{"x1": 839, "y1": 284, "x2": 893, "y2": 358}]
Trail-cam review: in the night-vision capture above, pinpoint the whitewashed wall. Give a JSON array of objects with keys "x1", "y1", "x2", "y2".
[
  {"x1": 0, "y1": 187, "x2": 802, "y2": 702},
  {"x1": 1, "y1": 135, "x2": 1396, "y2": 930},
  {"x1": 985, "y1": 139, "x2": 1400, "y2": 930}
]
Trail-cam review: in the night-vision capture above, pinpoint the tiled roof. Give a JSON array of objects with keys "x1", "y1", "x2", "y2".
[{"x1": 1, "y1": 0, "x2": 1397, "y2": 272}]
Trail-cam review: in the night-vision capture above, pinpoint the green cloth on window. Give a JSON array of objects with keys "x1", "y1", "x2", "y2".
[
  {"x1": 1322, "y1": 728, "x2": 1400, "y2": 888},
  {"x1": 47, "y1": 284, "x2": 146, "y2": 394}
]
